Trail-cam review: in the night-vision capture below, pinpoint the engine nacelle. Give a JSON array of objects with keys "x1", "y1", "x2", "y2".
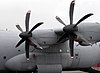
[
  {"x1": 79, "y1": 41, "x2": 90, "y2": 46},
  {"x1": 5, "y1": 53, "x2": 36, "y2": 71}
]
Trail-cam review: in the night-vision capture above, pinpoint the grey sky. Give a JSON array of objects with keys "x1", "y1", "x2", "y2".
[{"x1": 0, "y1": 0, "x2": 100, "y2": 31}]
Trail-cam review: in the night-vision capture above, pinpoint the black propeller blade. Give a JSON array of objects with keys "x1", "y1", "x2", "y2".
[
  {"x1": 16, "y1": 10, "x2": 43, "y2": 61},
  {"x1": 16, "y1": 39, "x2": 25, "y2": 48},
  {"x1": 28, "y1": 22, "x2": 43, "y2": 34},
  {"x1": 25, "y1": 10, "x2": 31, "y2": 32},
  {"x1": 69, "y1": 35, "x2": 74, "y2": 57},
  {"x1": 25, "y1": 39, "x2": 30, "y2": 60},
  {"x1": 69, "y1": 0, "x2": 75, "y2": 24},
  {"x1": 56, "y1": 0, "x2": 93, "y2": 58},
  {"x1": 57, "y1": 33, "x2": 67, "y2": 43},
  {"x1": 56, "y1": 16, "x2": 66, "y2": 26},
  {"x1": 16, "y1": 25, "x2": 23, "y2": 32},
  {"x1": 74, "y1": 13, "x2": 93, "y2": 27}
]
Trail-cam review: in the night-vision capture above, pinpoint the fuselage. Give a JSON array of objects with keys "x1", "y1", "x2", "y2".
[{"x1": 0, "y1": 23, "x2": 100, "y2": 71}]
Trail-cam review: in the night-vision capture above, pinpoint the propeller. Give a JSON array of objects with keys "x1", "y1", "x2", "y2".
[
  {"x1": 56, "y1": 0, "x2": 93, "y2": 58},
  {"x1": 16, "y1": 10, "x2": 43, "y2": 61}
]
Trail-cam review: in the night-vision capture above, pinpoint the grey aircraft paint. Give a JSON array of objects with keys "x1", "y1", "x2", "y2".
[{"x1": 0, "y1": 23, "x2": 100, "y2": 73}]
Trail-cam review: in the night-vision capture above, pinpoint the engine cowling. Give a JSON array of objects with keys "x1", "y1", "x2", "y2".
[
  {"x1": 79, "y1": 41, "x2": 90, "y2": 46},
  {"x1": 5, "y1": 53, "x2": 36, "y2": 71}
]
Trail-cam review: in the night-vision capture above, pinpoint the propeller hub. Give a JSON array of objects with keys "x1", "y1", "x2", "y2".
[
  {"x1": 63, "y1": 25, "x2": 78, "y2": 33},
  {"x1": 19, "y1": 32, "x2": 32, "y2": 38}
]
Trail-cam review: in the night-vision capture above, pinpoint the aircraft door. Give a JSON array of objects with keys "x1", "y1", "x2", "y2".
[{"x1": 71, "y1": 49, "x2": 80, "y2": 68}]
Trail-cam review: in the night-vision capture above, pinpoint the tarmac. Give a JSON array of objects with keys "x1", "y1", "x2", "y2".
[{"x1": 62, "y1": 71, "x2": 88, "y2": 73}]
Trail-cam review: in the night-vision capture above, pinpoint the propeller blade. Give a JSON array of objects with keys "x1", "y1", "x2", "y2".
[
  {"x1": 69, "y1": 35, "x2": 74, "y2": 57},
  {"x1": 15, "y1": 39, "x2": 25, "y2": 48},
  {"x1": 16, "y1": 25, "x2": 23, "y2": 32},
  {"x1": 56, "y1": 16, "x2": 66, "y2": 26},
  {"x1": 28, "y1": 22, "x2": 43, "y2": 34},
  {"x1": 25, "y1": 10, "x2": 31, "y2": 32},
  {"x1": 57, "y1": 33, "x2": 68, "y2": 43},
  {"x1": 29, "y1": 38, "x2": 43, "y2": 50},
  {"x1": 25, "y1": 40, "x2": 30, "y2": 61},
  {"x1": 75, "y1": 32, "x2": 92, "y2": 45},
  {"x1": 74, "y1": 13, "x2": 93, "y2": 27},
  {"x1": 16, "y1": 10, "x2": 44, "y2": 61},
  {"x1": 69, "y1": 0, "x2": 75, "y2": 25},
  {"x1": 57, "y1": 33, "x2": 66, "y2": 43}
]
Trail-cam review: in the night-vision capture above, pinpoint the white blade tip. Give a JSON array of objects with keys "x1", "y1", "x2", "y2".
[
  {"x1": 71, "y1": 57, "x2": 74, "y2": 59},
  {"x1": 40, "y1": 47, "x2": 43, "y2": 50},
  {"x1": 27, "y1": 10, "x2": 31, "y2": 13},
  {"x1": 26, "y1": 58, "x2": 30, "y2": 61}
]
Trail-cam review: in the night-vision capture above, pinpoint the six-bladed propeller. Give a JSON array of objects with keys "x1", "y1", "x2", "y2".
[
  {"x1": 16, "y1": 10, "x2": 43, "y2": 61},
  {"x1": 56, "y1": 0, "x2": 93, "y2": 58}
]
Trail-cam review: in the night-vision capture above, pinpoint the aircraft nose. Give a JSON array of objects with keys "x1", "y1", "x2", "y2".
[{"x1": 5, "y1": 53, "x2": 36, "y2": 71}]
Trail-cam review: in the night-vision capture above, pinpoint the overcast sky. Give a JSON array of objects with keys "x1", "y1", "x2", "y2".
[{"x1": 0, "y1": 0, "x2": 100, "y2": 31}]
